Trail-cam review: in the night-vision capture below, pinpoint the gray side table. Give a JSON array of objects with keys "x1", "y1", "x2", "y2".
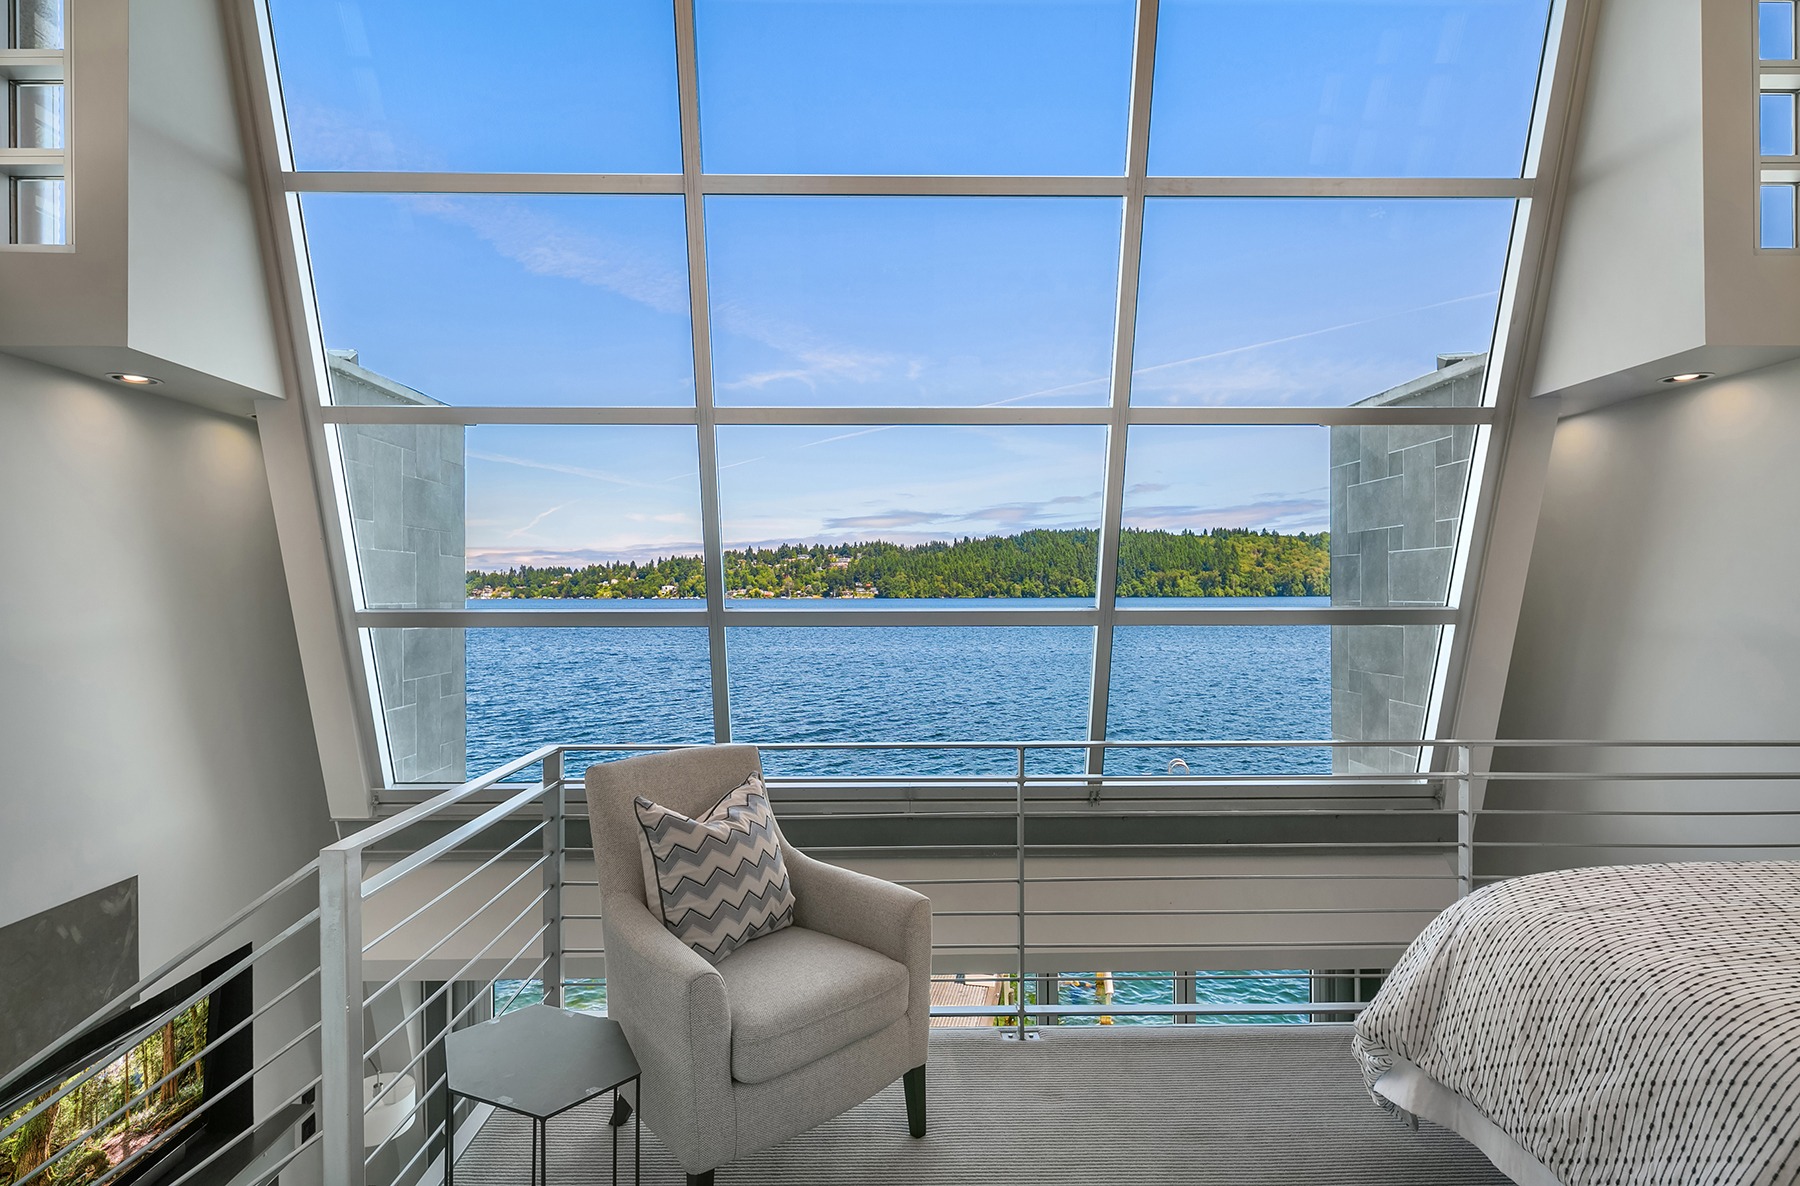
[{"x1": 445, "y1": 1004, "x2": 641, "y2": 1186}]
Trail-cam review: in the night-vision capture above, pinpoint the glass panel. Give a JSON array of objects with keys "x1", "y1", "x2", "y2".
[
  {"x1": 369, "y1": 627, "x2": 713, "y2": 783},
  {"x1": 706, "y1": 197, "x2": 1120, "y2": 407},
  {"x1": 10, "y1": 81, "x2": 62, "y2": 148},
  {"x1": 11, "y1": 176, "x2": 64, "y2": 245},
  {"x1": 495, "y1": 979, "x2": 606, "y2": 1017},
  {"x1": 267, "y1": 0, "x2": 680, "y2": 172},
  {"x1": 1105, "y1": 626, "x2": 1331, "y2": 775},
  {"x1": 1762, "y1": 2, "x2": 1797, "y2": 60},
  {"x1": 1762, "y1": 92, "x2": 1797, "y2": 157},
  {"x1": 302, "y1": 194, "x2": 695, "y2": 406},
  {"x1": 1119, "y1": 422, "x2": 1477, "y2": 605},
  {"x1": 10, "y1": 0, "x2": 63, "y2": 49},
  {"x1": 694, "y1": 0, "x2": 1136, "y2": 175},
  {"x1": 1116, "y1": 426, "x2": 1334, "y2": 601},
  {"x1": 1148, "y1": 0, "x2": 1552, "y2": 177},
  {"x1": 726, "y1": 626, "x2": 1091, "y2": 776},
  {"x1": 1763, "y1": 184, "x2": 1798, "y2": 250},
  {"x1": 1131, "y1": 199, "x2": 1513, "y2": 406},
  {"x1": 467, "y1": 628, "x2": 712, "y2": 781},
  {"x1": 336, "y1": 424, "x2": 705, "y2": 610},
  {"x1": 717, "y1": 424, "x2": 1107, "y2": 600}
]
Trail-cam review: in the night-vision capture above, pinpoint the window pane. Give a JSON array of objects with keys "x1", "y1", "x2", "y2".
[
  {"x1": 727, "y1": 627, "x2": 1091, "y2": 776},
  {"x1": 10, "y1": 82, "x2": 63, "y2": 149},
  {"x1": 1762, "y1": 2, "x2": 1797, "y2": 60},
  {"x1": 1117, "y1": 426, "x2": 1333, "y2": 601},
  {"x1": 1105, "y1": 626, "x2": 1331, "y2": 775},
  {"x1": 1764, "y1": 184, "x2": 1798, "y2": 250},
  {"x1": 267, "y1": 0, "x2": 680, "y2": 172},
  {"x1": 369, "y1": 627, "x2": 712, "y2": 783},
  {"x1": 1148, "y1": 0, "x2": 1552, "y2": 177},
  {"x1": 10, "y1": 176, "x2": 63, "y2": 245},
  {"x1": 466, "y1": 628, "x2": 711, "y2": 781},
  {"x1": 1120, "y1": 420, "x2": 1478, "y2": 609},
  {"x1": 717, "y1": 425, "x2": 1107, "y2": 600},
  {"x1": 302, "y1": 194, "x2": 695, "y2": 406},
  {"x1": 706, "y1": 197, "x2": 1120, "y2": 407},
  {"x1": 1131, "y1": 199, "x2": 1513, "y2": 406},
  {"x1": 11, "y1": 0, "x2": 62, "y2": 49},
  {"x1": 694, "y1": 0, "x2": 1136, "y2": 175},
  {"x1": 337, "y1": 423, "x2": 705, "y2": 611},
  {"x1": 1762, "y1": 92, "x2": 1797, "y2": 157}
]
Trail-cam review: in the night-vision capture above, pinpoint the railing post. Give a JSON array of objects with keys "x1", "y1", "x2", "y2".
[
  {"x1": 1456, "y1": 744, "x2": 1474, "y2": 898},
  {"x1": 1011, "y1": 746, "x2": 1033, "y2": 1038},
  {"x1": 1173, "y1": 972, "x2": 1197, "y2": 1025},
  {"x1": 319, "y1": 846, "x2": 366, "y2": 1184},
  {"x1": 542, "y1": 749, "x2": 565, "y2": 1008}
]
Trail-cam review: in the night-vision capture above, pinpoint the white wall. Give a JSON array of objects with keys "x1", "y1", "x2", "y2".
[
  {"x1": 1490, "y1": 363, "x2": 1800, "y2": 869},
  {"x1": 0, "y1": 352, "x2": 333, "y2": 970}
]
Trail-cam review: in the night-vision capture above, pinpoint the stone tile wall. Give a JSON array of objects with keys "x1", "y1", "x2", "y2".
[
  {"x1": 1330, "y1": 355, "x2": 1485, "y2": 775},
  {"x1": 330, "y1": 352, "x2": 466, "y2": 783}
]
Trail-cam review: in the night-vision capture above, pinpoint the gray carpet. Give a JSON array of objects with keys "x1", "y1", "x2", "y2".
[{"x1": 457, "y1": 1025, "x2": 1511, "y2": 1184}]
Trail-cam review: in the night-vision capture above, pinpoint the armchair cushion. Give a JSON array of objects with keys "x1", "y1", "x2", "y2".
[
  {"x1": 714, "y1": 926, "x2": 909, "y2": 1085},
  {"x1": 634, "y1": 773, "x2": 795, "y2": 963}
]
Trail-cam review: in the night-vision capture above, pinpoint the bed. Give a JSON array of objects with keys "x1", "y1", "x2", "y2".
[{"x1": 1353, "y1": 861, "x2": 1800, "y2": 1186}]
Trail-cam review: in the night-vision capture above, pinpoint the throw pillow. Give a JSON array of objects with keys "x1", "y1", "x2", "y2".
[{"x1": 634, "y1": 774, "x2": 796, "y2": 963}]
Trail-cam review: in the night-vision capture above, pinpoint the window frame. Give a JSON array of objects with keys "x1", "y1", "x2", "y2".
[{"x1": 230, "y1": 0, "x2": 1589, "y2": 808}]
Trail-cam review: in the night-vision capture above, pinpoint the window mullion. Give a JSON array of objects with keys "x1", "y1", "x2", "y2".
[
  {"x1": 673, "y1": 0, "x2": 731, "y2": 743},
  {"x1": 1088, "y1": 0, "x2": 1160, "y2": 777}
]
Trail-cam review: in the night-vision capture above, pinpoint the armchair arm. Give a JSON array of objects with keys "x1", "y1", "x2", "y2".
[
  {"x1": 781, "y1": 842, "x2": 932, "y2": 1061},
  {"x1": 601, "y1": 896, "x2": 735, "y2": 1173}
]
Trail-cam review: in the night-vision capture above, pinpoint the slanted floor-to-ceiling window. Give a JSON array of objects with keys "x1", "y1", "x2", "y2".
[{"x1": 259, "y1": 0, "x2": 1556, "y2": 789}]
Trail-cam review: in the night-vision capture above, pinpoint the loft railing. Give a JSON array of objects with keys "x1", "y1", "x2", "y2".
[{"x1": 8, "y1": 739, "x2": 1799, "y2": 1186}]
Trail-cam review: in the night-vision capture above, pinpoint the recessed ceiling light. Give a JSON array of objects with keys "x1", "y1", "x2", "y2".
[
  {"x1": 1659, "y1": 372, "x2": 1713, "y2": 384},
  {"x1": 106, "y1": 372, "x2": 162, "y2": 386}
]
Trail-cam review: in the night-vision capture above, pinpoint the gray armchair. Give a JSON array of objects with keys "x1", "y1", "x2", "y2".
[{"x1": 585, "y1": 745, "x2": 931, "y2": 1185}]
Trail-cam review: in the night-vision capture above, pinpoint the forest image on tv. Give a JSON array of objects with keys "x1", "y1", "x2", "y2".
[{"x1": 1, "y1": 998, "x2": 209, "y2": 1185}]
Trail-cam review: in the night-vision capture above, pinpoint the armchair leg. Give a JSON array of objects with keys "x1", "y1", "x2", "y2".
[
  {"x1": 687, "y1": 1174, "x2": 714, "y2": 1186},
  {"x1": 904, "y1": 1064, "x2": 927, "y2": 1138}
]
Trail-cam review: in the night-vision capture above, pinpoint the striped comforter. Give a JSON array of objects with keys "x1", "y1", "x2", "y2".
[{"x1": 1353, "y1": 862, "x2": 1800, "y2": 1186}]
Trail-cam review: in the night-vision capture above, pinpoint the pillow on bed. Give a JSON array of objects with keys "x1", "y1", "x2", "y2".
[{"x1": 633, "y1": 774, "x2": 795, "y2": 963}]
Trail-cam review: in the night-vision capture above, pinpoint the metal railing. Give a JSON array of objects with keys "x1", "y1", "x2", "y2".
[{"x1": 12, "y1": 738, "x2": 1800, "y2": 1186}]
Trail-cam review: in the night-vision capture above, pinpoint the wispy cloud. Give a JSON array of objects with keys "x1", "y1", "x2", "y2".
[
  {"x1": 1123, "y1": 496, "x2": 1330, "y2": 534},
  {"x1": 466, "y1": 450, "x2": 670, "y2": 490}
]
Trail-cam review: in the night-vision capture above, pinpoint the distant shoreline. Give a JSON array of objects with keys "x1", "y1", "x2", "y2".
[{"x1": 468, "y1": 527, "x2": 1330, "y2": 602}]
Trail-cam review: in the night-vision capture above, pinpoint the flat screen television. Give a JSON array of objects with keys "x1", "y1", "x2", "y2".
[{"x1": 0, "y1": 947, "x2": 252, "y2": 1186}]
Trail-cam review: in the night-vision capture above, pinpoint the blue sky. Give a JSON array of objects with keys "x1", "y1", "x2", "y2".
[{"x1": 278, "y1": 0, "x2": 1550, "y2": 569}]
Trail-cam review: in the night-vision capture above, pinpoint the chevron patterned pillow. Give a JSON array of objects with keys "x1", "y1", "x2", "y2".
[{"x1": 633, "y1": 774, "x2": 796, "y2": 963}]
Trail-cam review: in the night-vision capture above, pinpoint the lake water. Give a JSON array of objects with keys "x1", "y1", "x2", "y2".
[
  {"x1": 467, "y1": 597, "x2": 1327, "y2": 1022},
  {"x1": 464, "y1": 597, "x2": 1333, "y2": 780}
]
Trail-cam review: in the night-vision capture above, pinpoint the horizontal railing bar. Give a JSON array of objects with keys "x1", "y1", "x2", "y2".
[
  {"x1": 891, "y1": 873, "x2": 1457, "y2": 886},
  {"x1": 544, "y1": 739, "x2": 1800, "y2": 752},
  {"x1": 361, "y1": 781, "x2": 557, "y2": 897},
  {"x1": 1477, "y1": 808, "x2": 1800, "y2": 815},
  {"x1": 1475, "y1": 841, "x2": 1800, "y2": 848},
  {"x1": 932, "y1": 972, "x2": 1350, "y2": 983},
  {"x1": 364, "y1": 860, "x2": 550, "y2": 1008},
  {"x1": 931, "y1": 941, "x2": 1405, "y2": 950},
  {"x1": 931, "y1": 1001, "x2": 1372, "y2": 1017},
  {"x1": 362, "y1": 819, "x2": 551, "y2": 951},
  {"x1": 1478, "y1": 771, "x2": 1800, "y2": 781},
  {"x1": 327, "y1": 745, "x2": 559, "y2": 858}
]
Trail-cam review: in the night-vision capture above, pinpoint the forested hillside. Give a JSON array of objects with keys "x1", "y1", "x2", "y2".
[{"x1": 467, "y1": 527, "x2": 1329, "y2": 600}]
